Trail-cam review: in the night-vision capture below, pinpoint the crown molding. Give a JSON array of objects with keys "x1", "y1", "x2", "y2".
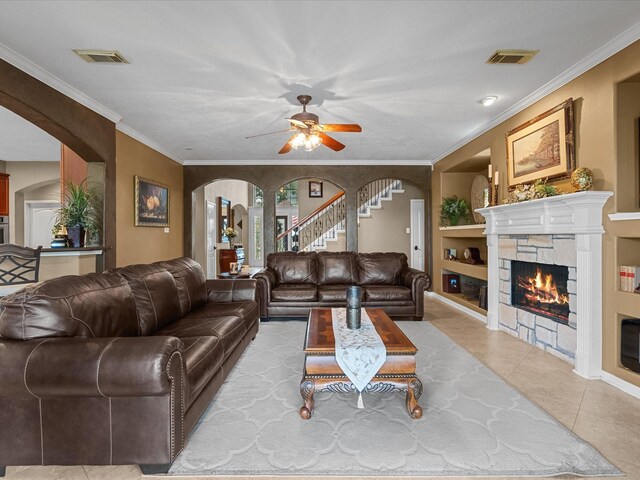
[
  {"x1": 0, "y1": 41, "x2": 122, "y2": 123},
  {"x1": 183, "y1": 159, "x2": 433, "y2": 166},
  {"x1": 116, "y1": 123, "x2": 184, "y2": 164},
  {"x1": 432, "y1": 19, "x2": 640, "y2": 163}
]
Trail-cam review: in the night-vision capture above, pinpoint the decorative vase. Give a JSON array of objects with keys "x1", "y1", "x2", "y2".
[
  {"x1": 346, "y1": 286, "x2": 362, "y2": 329},
  {"x1": 66, "y1": 226, "x2": 85, "y2": 248},
  {"x1": 571, "y1": 167, "x2": 594, "y2": 191},
  {"x1": 50, "y1": 236, "x2": 69, "y2": 248}
]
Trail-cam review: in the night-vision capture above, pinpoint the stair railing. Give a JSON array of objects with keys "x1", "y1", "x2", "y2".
[{"x1": 358, "y1": 178, "x2": 403, "y2": 215}]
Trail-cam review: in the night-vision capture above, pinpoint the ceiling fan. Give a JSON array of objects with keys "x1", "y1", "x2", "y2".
[{"x1": 246, "y1": 95, "x2": 362, "y2": 154}]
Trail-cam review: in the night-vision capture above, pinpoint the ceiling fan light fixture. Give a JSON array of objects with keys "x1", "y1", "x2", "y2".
[
  {"x1": 289, "y1": 132, "x2": 307, "y2": 148},
  {"x1": 479, "y1": 95, "x2": 499, "y2": 106},
  {"x1": 304, "y1": 133, "x2": 322, "y2": 152}
]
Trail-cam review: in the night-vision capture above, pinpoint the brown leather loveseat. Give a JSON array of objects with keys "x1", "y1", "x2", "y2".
[
  {"x1": 254, "y1": 251, "x2": 431, "y2": 321},
  {"x1": 0, "y1": 257, "x2": 258, "y2": 476}
]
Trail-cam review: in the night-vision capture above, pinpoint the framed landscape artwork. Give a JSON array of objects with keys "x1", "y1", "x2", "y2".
[
  {"x1": 506, "y1": 98, "x2": 575, "y2": 187},
  {"x1": 134, "y1": 176, "x2": 169, "y2": 227},
  {"x1": 309, "y1": 180, "x2": 323, "y2": 198}
]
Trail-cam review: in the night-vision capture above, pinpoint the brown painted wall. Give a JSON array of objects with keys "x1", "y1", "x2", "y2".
[
  {"x1": 432, "y1": 39, "x2": 640, "y2": 387},
  {"x1": 115, "y1": 131, "x2": 183, "y2": 267}
]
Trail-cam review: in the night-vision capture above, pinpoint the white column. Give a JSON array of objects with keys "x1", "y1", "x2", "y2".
[
  {"x1": 486, "y1": 233, "x2": 500, "y2": 330},
  {"x1": 574, "y1": 233, "x2": 603, "y2": 378}
]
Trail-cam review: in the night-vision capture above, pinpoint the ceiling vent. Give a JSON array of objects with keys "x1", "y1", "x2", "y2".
[
  {"x1": 486, "y1": 49, "x2": 538, "y2": 65},
  {"x1": 73, "y1": 49, "x2": 128, "y2": 64}
]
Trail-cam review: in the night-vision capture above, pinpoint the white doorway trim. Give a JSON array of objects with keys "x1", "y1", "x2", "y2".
[{"x1": 410, "y1": 199, "x2": 424, "y2": 270}]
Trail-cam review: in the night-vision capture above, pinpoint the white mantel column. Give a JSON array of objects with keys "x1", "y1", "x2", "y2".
[
  {"x1": 574, "y1": 233, "x2": 603, "y2": 378},
  {"x1": 486, "y1": 233, "x2": 500, "y2": 330}
]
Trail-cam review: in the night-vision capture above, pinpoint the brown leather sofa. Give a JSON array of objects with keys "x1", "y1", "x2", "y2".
[
  {"x1": 0, "y1": 257, "x2": 258, "y2": 476},
  {"x1": 254, "y1": 251, "x2": 431, "y2": 320}
]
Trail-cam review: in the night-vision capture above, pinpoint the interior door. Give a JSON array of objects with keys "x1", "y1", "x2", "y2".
[
  {"x1": 25, "y1": 201, "x2": 58, "y2": 248},
  {"x1": 410, "y1": 199, "x2": 425, "y2": 270},
  {"x1": 206, "y1": 201, "x2": 217, "y2": 278}
]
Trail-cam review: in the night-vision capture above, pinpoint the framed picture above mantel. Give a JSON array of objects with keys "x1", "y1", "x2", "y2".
[{"x1": 506, "y1": 98, "x2": 575, "y2": 187}]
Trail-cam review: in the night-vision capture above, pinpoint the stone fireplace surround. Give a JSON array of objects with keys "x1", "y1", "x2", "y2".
[{"x1": 477, "y1": 191, "x2": 613, "y2": 379}]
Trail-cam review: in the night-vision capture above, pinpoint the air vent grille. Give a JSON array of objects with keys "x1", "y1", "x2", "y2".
[
  {"x1": 73, "y1": 50, "x2": 128, "y2": 64},
  {"x1": 486, "y1": 49, "x2": 539, "y2": 65}
]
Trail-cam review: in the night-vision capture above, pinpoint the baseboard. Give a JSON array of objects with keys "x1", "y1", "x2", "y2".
[
  {"x1": 600, "y1": 371, "x2": 640, "y2": 399},
  {"x1": 426, "y1": 291, "x2": 487, "y2": 323}
]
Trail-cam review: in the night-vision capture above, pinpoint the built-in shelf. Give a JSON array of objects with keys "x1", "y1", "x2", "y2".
[
  {"x1": 442, "y1": 259, "x2": 488, "y2": 280},
  {"x1": 439, "y1": 291, "x2": 487, "y2": 316},
  {"x1": 439, "y1": 224, "x2": 485, "y2": 230},
  {"x1": 614, "y1": 290, "x2": 640, "y2": 317},
  {"x1": 609, "y1": 212, "x2": 640, "y2": 222}
]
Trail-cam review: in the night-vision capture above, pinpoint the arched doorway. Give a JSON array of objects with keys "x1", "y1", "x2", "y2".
[
  {"x1": 357, "y1": 178, "x2": 425, "y2": 269},
  {"x1": 192, "y1": 179, "x2": 263, "y2": 278},
  {"x1": 274, "y1": 178, "x2": 346, "y2": 252}
]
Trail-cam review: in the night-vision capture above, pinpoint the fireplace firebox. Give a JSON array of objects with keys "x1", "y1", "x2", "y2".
[{"x1": 511, "y1": 260, "x2": 570, "y2": 324}]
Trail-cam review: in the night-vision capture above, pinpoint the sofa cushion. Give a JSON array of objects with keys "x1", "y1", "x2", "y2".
[
  {"x1": 180, "y1": 336, "x2": 225, "y2": 406},
  {"x1": 363, "y1": 285, "x2": 412, "y2": 302},
  {"x1": 358, "y1": 253, "x2": 407, "y2": 285},
  {"x1": 318, "y1": 284, "x2": 357, "y2": 302},
  {"x1": 119, "y1": 263, "x2": 181, "y2": 335},
  {"x1": 176, "y1": 301, "x2": 257, "y2": 333},
  {"x1": 155, "y1": 314, "x2": 246, "y2": 356},
  {"x1": 317, "y1": 252, "x2": 359, "y2": 285},
  {"x1": 267, "y1": 252, "x2": 317, "y2": 285},
  {"x1": 154, "y1": 257, "x2": 207, "y2": 316},
  {"x1": 0, "y1": 272, "x2": 139, "y2": 340},
  {"x1": 271, "y1": 284, "x2": 318, "y2": 302}
]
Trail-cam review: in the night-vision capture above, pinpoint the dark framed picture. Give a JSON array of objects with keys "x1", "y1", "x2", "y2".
[
  {"x1": 309, "y1": 180, "x2": 323, "y2": 198},
  {"x1": 442, "y1": 274, "x2": 461, "y2": 294},
  {"x1": 134, "y1": 176, "x2": 169, "y2": 227},
  {"x1": 506, "y1": 98, "x2": 575, "y2": 187}
]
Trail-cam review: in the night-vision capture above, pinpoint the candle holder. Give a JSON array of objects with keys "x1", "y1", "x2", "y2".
[
  {"x1": 488, "y1": 177, "x2": 493, "y2": 206},
  {"x1": 493, "y1": 184, "x2": 499, "y2": 206}
]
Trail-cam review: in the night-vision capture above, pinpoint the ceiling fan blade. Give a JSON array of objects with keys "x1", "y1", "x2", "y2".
[
  {"x1": 286, "y1": 118, "x2": 308, "y2": 129},
  {"x1": 245, "y1": 128, "x2": 294, "y2": 139},
  {"x1": 318, "y1": 124, "x2": 362, "y2": 133},
  {"x1": 317, "y1": 132, "x2": 345, "y2": 152},
  {"x1": 278, "y1": 135, "x2": 297, "y2": 154}
]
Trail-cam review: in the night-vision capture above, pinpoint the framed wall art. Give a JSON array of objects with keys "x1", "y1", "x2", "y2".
[
  {"x1": 506, "y1": 98, "x2": 575, "y2": 187},
  {"x1": 134, "y1": 176, "x2": 169, "y2": 227},
  {"x1": 309, "y1": 180, "x2": 323, "y2": 198}
]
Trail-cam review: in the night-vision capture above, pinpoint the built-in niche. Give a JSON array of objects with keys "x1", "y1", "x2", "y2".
[{"x1": 615, "y1": 74, "x2": 640, "y2": 211}]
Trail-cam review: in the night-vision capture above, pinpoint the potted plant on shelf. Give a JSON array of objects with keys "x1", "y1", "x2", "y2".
[
  {"x1": 54, "y1": 180, "x2": 100, "y2": 248},
  {"x1": 439, "y1": 195, "x2": 472, "y2": 227}
]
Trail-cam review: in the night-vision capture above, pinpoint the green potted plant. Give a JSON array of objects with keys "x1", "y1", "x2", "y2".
[
  {"x1": 54, "y1": 180, "x2": 100, "y2": 248},
  {"x1": 439, "y1": 195, "x2": 472, "y2": 227}
]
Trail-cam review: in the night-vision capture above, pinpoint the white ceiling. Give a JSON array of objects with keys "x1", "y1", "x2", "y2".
[
  {"x1": 0, "y1": 1, "x2": 640, "y2": 165},
  {"x1": 0, "y1": 106, "x2": 60, "y2": 161}
]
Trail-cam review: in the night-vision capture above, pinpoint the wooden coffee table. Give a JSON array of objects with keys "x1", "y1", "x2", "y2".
[{"x1": 300, "y1": 308, "x2": 423, "y2": 419}]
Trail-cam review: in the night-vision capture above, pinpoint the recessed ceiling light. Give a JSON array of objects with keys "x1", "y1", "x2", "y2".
[
  {"x1": 185, "y1": 147, "x2": 193, "y2": 151},
  {"x1": 479, "y1": 96, "x2": 498, "y2": 107}
]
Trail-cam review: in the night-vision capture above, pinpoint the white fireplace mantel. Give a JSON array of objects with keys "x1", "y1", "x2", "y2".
[{"x1": 476, "y1": 191, "x2": 613, "y2": 379}]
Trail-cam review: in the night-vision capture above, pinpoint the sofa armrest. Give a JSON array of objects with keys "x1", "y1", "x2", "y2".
[
  {"x1": 206, "y1": 279, "x2": 256, "y2": 302},
  {"x1": 0, "y1": 336, "x2": 184, "y2": 398},
  {"x1": 400, "y1": 267, "x2": 432, "y2": 300},
  {"x1": 253, "y1": 268, "x2": 276, "y2": 318}
]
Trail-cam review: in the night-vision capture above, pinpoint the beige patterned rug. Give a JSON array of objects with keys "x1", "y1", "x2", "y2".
[{"x1": 168, "y1": 321, "x2": 620, "y2": 477}]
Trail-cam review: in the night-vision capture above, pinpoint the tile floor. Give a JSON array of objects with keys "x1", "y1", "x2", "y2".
[{"x1": 5, "y1": 296, "x2": 640, "y2": 480}]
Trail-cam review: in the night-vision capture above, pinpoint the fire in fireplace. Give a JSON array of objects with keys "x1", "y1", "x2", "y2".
[{"x1": 511, "y1": 260, "x2": 570, "y2": 324}]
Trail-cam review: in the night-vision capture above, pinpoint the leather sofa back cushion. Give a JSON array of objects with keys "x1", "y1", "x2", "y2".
[
  {"x1": 119, "y1": 263, "x2": 181, "y2": 335},
  {"x1": 267, "y1": 252, "x2": 317, "y2": 285},
  {"x1": 0, "y1": 272, "x2": 139, "y2": 340},
  {"x1": 358, "y1": 253, "x2": 407, "y2": 285},
  {"x1": 317, "y1": 252, "x2": 359, "y2": 285},
  {"x1": 155, "y1": 257, "x2": 207, "y2": 316}
]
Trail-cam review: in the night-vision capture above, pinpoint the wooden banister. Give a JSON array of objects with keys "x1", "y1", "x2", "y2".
[{"x1": 276, "y1": 191, "x2": 345, "y2": 241}]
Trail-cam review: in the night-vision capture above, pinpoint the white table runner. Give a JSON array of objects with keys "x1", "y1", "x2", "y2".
[{"x1": 331, "y1": 308, "x2": 386, "y2": 408}]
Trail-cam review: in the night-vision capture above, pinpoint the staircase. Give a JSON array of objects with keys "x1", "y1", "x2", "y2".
[{"x1": 276, "y1": 179, "x2": 404, "y2": 252}]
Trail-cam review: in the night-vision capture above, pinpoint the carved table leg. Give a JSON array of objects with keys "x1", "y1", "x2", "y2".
[
  {"x1": 406, "y1": 377, "x2": 423, "y2": 419},
  {"x1": 299, "y1": 379, "x2": 315, "y2": 419}
]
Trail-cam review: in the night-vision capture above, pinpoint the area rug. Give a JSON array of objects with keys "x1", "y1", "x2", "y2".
[{"x1": 168, "y1": 321, "x2": 620, "y2": 477}]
